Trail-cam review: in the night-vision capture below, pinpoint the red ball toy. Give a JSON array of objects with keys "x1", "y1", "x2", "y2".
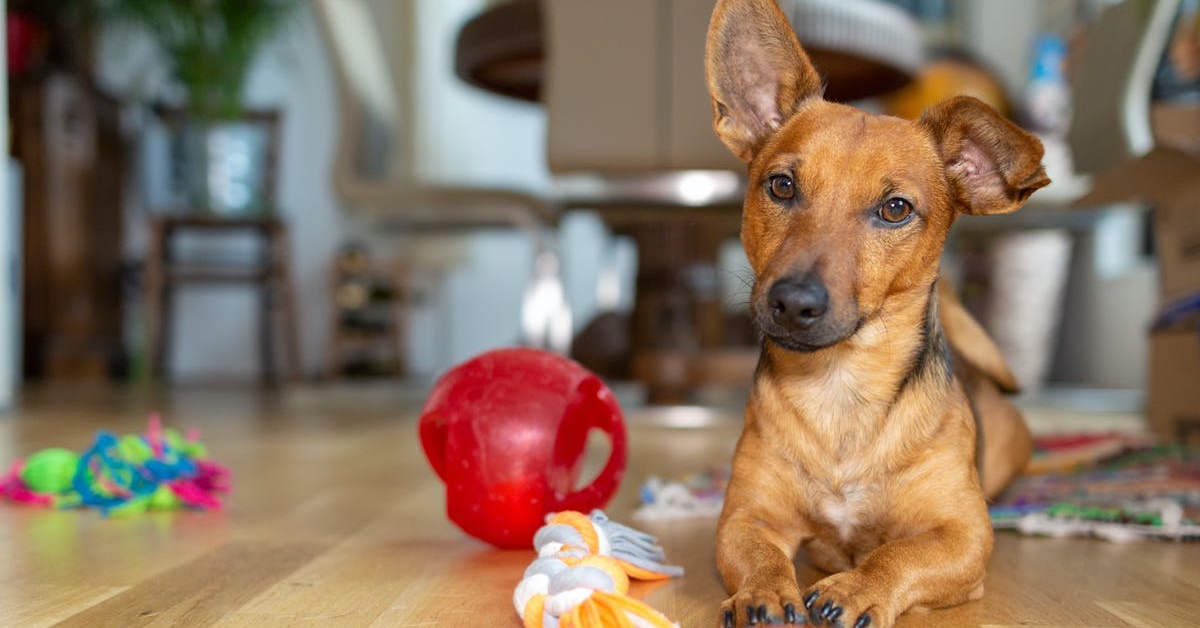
[{"x1": 418, "y1": 348, "x2": 627, "y2": 548}]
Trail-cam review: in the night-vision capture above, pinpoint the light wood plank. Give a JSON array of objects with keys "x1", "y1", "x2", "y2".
[
  {"x1": 1097, "y1": 601, "x2": 1200, "y2": 628},
  {"x1": 55, "y1": 541, "x2": 327, "y2": 628},
  {"x1": 0, "y1": 585, "x2": 126, "y2": 628}
]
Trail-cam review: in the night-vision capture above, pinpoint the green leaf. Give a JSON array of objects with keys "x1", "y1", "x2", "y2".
[{"x1": 93, "y1": 0, "x2": 298, "y2": 119}]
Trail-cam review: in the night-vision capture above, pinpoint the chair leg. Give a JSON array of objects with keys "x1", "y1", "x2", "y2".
[
  {"x1": 157, "y1": 284, "x2": 174, "y2": 381},
  {"x1": 144, "y1": 219, "x2": 168, "y2": 382},
  {"x1": 260, "y1": 279, "x2": 277, "y2": 388},
  {"x1": 270, "y1": 272, "x2": 302, "y2": 386},
  {"x1": 279, "y1": 274, "x2": 301, "y2": 383},
  {"x1": 144, "y1": 271, "x2": 163, "y2": 382},
  {"x1": 273, "y1": 224, "x2": 301, "y2": 383},
  {"x1": 326, "y1": 261, "x2": 343, "y2": 380}
]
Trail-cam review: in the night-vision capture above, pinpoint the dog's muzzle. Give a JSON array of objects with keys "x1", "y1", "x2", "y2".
[{"x1": 758, "y1": 276, "x2": 857, "y2": 351}]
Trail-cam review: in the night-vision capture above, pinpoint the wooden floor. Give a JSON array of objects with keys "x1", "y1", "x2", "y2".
[{"x1": 1, "y1": 384, "x2": 1197, "y2": 628}]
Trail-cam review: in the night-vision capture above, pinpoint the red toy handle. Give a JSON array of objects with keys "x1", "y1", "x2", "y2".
[
  {"x1": 549, "y1": 376, "x2": 627, "y2": 513},
  {"x1": 418, "y1": 410, "x2": 450, "y2": 483}
]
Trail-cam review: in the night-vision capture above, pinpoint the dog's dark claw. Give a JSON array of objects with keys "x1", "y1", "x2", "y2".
[
  {"x1": 853, "y1": 615, "x2": 871, "y2": 628},
  {"x1": 809, "y1": 601, "x2": 828, "y2": 624},
  {"x1": 816, "y1": 602, "x2": 844, "y2": 619},
  {"x1": 803, "y1": 591, "x2": 820, "y2": 610},
  {"x1": 758, "y1": 605, "x2": 770, "y2": 624},
  {"x1": 784, "y1": 603, "x2": 797, "y2": 624},
  {"x1": 724, "y1": 609, "x2": 735, "y2": 628},
  {"x1": 748, "y1": 605, "x2": 759, "y2": 625},
  {"x1": 807, "y1": 601, "x2": 822, "y2": 622}
]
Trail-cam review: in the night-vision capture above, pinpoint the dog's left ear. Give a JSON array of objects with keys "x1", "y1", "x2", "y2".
[
  {"x1": 921, "y1": 96, "x2": 1051, "y2": 216},
  {"x1": 705, "y1": 0, "x2": 823, "y2": 162}
]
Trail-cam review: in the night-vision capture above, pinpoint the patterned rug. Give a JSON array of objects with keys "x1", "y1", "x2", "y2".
[
  {"x1": 636, "y1": 435, "x2": 1200, "y2": 542},
  {"x1": 989, "y1": 439, "x2": 1200, "y2": 542}
]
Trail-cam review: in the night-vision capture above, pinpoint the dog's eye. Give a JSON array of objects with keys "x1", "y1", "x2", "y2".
[
  {"x1": 767, "y1": 174, "x2": 795, "y2": 202},
  {"x1": 877, "y1": 197, "x2": 914, "y2": 224}
]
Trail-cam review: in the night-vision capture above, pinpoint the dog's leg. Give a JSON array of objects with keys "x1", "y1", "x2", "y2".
[
  {"x1": 801, "y1": 492, "x2": 992, "y2": 628},
  {"x1": 802, "y1": 527, "x2": 987, "y2": 627},
  {"x1": 717, "y1": 519, "x2": 805, "y2": 627},
  {"x1": 716, "y1": 431, "x2": 811, "y2": 627}
]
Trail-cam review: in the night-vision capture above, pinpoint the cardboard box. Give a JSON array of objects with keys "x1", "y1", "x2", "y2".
[
  {"x1": 1073, "y1": 145, "x2": 1200, "y2": 303},
  {"x1": 1147, "y1": 326, "x2": 1200, "y2": 443},
  {"x1": 1152, "y1": 101, "x2": 1200, "y2": 152}
]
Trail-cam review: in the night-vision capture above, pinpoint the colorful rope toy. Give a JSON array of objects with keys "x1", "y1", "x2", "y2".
[
  {"x1": 514, "y1": 510, "x2": 683, "y2": 628},
  {"x1": 0, "y1": 414, "x2": 230, "y2": 515}
]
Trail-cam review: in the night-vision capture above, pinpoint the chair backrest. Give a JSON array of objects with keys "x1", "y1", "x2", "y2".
[
  {"x1": 541, "y1": 0, "x2": 741, "y2": 174},
  {"x1": 312, "y1": 0, "x2": 413, "y2": 187},
  {"x1": 156, "y1": 106, "x2": 282, "y2": 212},
  {"x1": 1066, "y1": 0, "x2": 1181, "y2": 175}
]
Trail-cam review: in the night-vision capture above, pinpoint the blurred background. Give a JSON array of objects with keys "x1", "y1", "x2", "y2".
[{"x1": 1, "y1": 0, "x2": 1197, "y2": 439}]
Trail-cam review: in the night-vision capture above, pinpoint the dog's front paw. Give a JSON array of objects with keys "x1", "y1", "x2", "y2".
[
  {"x1": 718, "y1": 581, "x2": 807, "y2": 627},
  {"x1": 803, "y1": 571, "x2": 897, "y2": 628}
]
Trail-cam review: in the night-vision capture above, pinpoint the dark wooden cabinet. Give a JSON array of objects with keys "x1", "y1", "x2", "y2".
[{"x1": 10, "y1": 73, "x2": 129, "y2": 380}]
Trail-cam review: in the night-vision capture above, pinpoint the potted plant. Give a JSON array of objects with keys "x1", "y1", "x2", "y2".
[{"x1": 97, "y1": 0, "x2": 297, "y2": 214}]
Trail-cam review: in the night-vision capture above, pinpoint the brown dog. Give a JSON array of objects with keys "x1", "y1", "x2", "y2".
[{"x1": 705, "y1": 1, "x2": 1049, "y2": 626}]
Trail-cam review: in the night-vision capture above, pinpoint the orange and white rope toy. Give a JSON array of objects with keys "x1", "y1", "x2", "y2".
[{"x1": 513, "y1": 510, "x2": 684, "y2": 628}]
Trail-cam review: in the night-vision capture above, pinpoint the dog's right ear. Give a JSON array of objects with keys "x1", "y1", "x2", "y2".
[
  {"x1": 920, "y1": 96, "x2": 1051, "y2": 216},
  {"x1": 705, "y1": 0, "x2": 822, "y2": 162}
]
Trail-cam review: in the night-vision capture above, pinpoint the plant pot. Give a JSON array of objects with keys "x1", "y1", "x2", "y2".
[{"x1": 176, "y1": 119, "x2": 273, "y2": 215}]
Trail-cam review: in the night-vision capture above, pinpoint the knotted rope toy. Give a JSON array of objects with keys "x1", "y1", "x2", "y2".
[
  {"x1": 514, "y1": 510, "x2": 684, "y2": 628},
  {"x1": 0, "y1": 414, "x2": 230, "y2": 515}
]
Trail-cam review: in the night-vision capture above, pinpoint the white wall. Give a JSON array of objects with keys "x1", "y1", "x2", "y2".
[
  {"x1": 347, "y1": 0, "x2": 636, "y2": 375},
  {"x1": 402, "y1": 0, "x2": 546, "y2": 373},
  {"x1": 2, "y1": 164, "x2": 19, "y2": 410},
  {"x1": 347, "y1": 0, "x2": 634, "y2": 375},
  {"x1": 412, "y1": 0, "x2": 550, "y2": 191},
  {"x1": 960, "y1": 0, "x2": 1042, "y2": 100},
  {"x1": 0, "y1": 0, "x2": 13, "y2": 409},
  {"x1": 1052, "y1": 210, "x2": 1158, "y2": 389}
]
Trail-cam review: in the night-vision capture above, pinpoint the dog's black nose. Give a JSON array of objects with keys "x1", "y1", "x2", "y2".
[{"x1": 767, "y1": 277, "x2": 828, "y2": 328}]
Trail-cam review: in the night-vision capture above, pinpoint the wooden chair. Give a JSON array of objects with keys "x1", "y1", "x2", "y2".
[{"x1": 143, "y1": 110, "x2": 301, "y2": 385}]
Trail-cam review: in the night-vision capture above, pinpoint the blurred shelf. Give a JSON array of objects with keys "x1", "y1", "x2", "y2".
[{"x1": 327, "y1": 253, "x2": 410, "y2": 380}]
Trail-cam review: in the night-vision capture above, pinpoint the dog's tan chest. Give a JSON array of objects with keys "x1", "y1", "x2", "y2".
[
  {"x1": 773, "y1": 321, "x2": 915, "y2": 438},
  {"x1": 787, "y1": 365, "x2": 873, "y2": 427},
  {"x1": 814, "y1": 484, "x2": 869, "y2": 542}
]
